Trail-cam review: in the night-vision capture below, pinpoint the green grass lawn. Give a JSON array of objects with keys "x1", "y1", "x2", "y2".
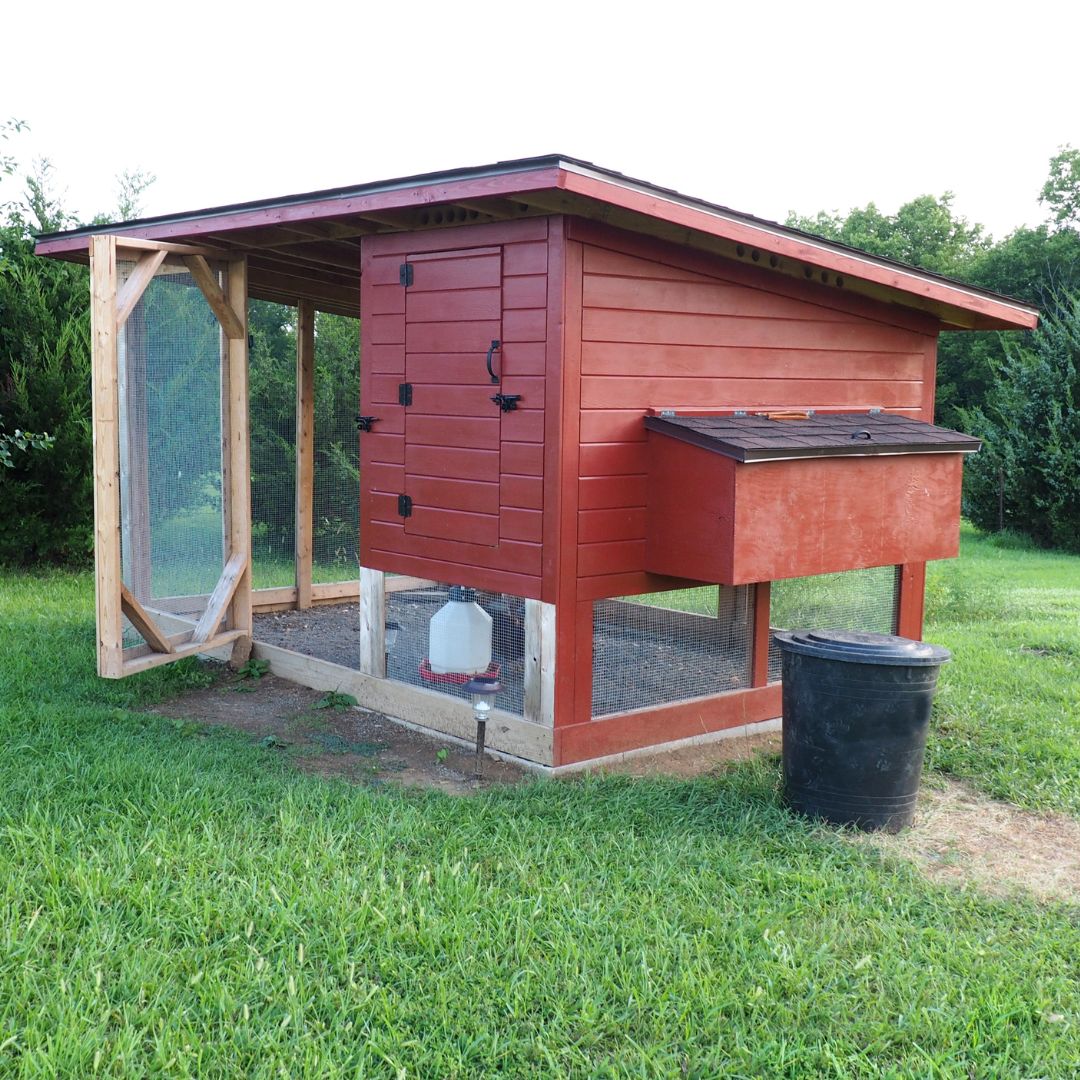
[
  {"x1": 0, "y1": 531, "x2": 1078, "y2": 1077},
  {"x1": 925, "y1": 525, "x2": 1080, "y2": 814}
]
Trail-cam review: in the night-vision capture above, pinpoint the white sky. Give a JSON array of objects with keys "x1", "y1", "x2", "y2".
[{"x1": 3, "y1": 0, "x2": 1076, "y2": 240}]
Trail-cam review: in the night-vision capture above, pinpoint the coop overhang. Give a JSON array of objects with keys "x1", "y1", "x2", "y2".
[
  {"x1": 34, "y1": 155, "x2": 1038, "y2": 331},
  {"x1": 644, "y1": 413, "x2": 977, "y2": 585}
]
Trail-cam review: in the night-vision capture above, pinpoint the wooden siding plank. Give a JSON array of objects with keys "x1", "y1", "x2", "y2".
[
  {"x1": 499, "y1": 408, "x2": 544, "y2": 443},
  {"x1": 501, "y1": 341, "x2": 546, "y2": 376},
  {"x1": 406, "y1": 252, "x2": 501, "y2": 291},
  {"x1": 405, "y1": 287, "x2": 501, "y2": 322},
  {"x1": 406, "y1": 445, "x2": 499, "y2": 482},
  {"x1": 579, "y1": 376, "x2": 924, "y2": 410},
  {"x1": 501, "y1": 507, "x2": 543, "y2": 543},
  {"x1": 578, "y1": 442, "x2": 649, "y2": 475},
  {"x1": 502, "y1": 241, "x2": 548, "y2": 276},
  {"x1": 370, "y1": 313, "x2": 405, "y2": 344},
  {"x1": 501, "y1": 474, "x2": 544, "y2": 509},
  {"x1": 366, "y1": 547, "x2": 542, "y2": 599},
  {"x1": 407, "y1": 476, "x2": 500, "y2": 514},
  {"x1": 368, "y1": 344, "x2": 406, "y2": 373},
  {"x1": 500, "y1": 442, "x2": 544, "y2": 476},
  {"x1": 406, "y1": 506, "x2": 499, "y2": 546},
  {"x1": 405, "y1": 415, "x2": 500, "y2": 450},
  {"x1": 578, "y1": 540, "x2": 647, "y2": 576},
  {"x1": 583, "y1": 309, "x2": 922, "y2": 351},
  {"x1": 584, "y1": 272, "x2": 882, "y2": 325},
  {"x1": 578, "y1": 475, "x2": 647, "y2": 509},
  {"x1": 578, "y1": 507, "x2": 647, "y2": 543},
  {"x1": 581, "y1": 341, "x2": 925, "y2": 379},
  {"x1": 406, "y1": 319, "x2": 501, "y2": 352},
  {"x1": 502, "y1": 308, "x2": 547, "y2": 342},
  {"x1": 366, "y1": 521, "x2": 542, "y2": 575},
  {"x1": 503, "y1": 274, "x2": 547, "y2": 309}
]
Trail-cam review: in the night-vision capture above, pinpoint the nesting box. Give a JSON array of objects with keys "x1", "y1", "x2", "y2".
[{"x1": 36, "y1": 155, "x2": 1036, "y2": 769}]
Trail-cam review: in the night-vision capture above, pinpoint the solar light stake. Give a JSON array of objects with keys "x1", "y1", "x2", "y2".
[{"x1": 461, "y1": 676, "x2": 501, "y2": 780}]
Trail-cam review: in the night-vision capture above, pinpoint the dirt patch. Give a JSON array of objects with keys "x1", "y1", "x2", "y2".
[
  {"x1": 852, "y1": 779, "x2": 1080, "y2": 904},
  {"x1": 584, "y1": 729, "x2": 782, "y2": 778},
  {"x1": 144, "y1": 670, "x2": 526, "y2": 794}
]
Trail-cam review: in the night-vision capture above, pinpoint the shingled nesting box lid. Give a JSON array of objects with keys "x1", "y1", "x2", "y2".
[
  {"x1": 642, "y1": 413, "x2": 982, "y2": 463},
  {"x1": 644, "y1": 412, "x2": 979, "y2": 585}
]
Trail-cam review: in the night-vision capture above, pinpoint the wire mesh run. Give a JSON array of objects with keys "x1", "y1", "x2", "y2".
[
  {"x1": 313, "y1": 313, "x2": 360, "y2": 582},
  {"x1": 249, "y1": 301, "x2": 297, "y2": 590},
  {"x1": 591, "y1": 585, "x2": 755, "y2": 718},
  {"x1": 386, "y1": 584, "x2": 526, "y2": 717},
  {"x1": 117, "y1": 261, "x2": 225, "y2": 644},
  {"x1": 767, "y1": 565, "x2": 901, "y2": 682}
]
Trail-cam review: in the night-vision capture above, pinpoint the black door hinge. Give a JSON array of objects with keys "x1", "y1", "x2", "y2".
[
  {"x1": 399, "y1": 263, "x2": 413, "y2": 287},
  {"x1": 398, "y1": 382, "x2": 413, "y2": 406},
  {"x1": 491, "y1": 392, "x2": 522, "y2": 412},
  {"x1": 397, "y1": 494, "x2": 413, "y2": 518},
  {"x1": 355, "y1": 415, "x2": 379, "y2": 432}
]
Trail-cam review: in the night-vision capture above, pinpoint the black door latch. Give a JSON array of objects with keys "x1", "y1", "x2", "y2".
[
  {"x1": 355, "y1": 415, "x2": 380, "y2": 431},
  {"x1": 491, "y1": 393, "x2": 522, "y2": 412}
]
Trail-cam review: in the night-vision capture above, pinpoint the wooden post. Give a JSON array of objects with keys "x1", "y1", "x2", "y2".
[
  {"x1": 118, "y1": 300, "x2": 152, "y2": 601},
  {"x1": 295, "y1": 300, "x2": 316, "y2": 609},
  {"x1": 896, "y1": 563, "x2": 926, "y2": 640},
  {"x1": 90, "y1": 235, "x2": 124, "y2": 678},
  {"x1": 358, "y1": 565, "x2": 386, "y2": 677},
  {"x1": 750, "y1": 581, "x2": 772, "y2": 687},
  {"x1": 223, "y1": 258, "x2": 253, "y2": 664},
  {"x1": 523, "y1": 599, "x2": 556, "y2": 726}
]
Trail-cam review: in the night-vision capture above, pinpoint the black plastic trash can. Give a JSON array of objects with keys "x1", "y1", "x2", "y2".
[{"x1": 773, "y1": 629, "x2": 951, "y2": 832}]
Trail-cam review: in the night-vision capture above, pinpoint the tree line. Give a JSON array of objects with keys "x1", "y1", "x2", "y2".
[
  {"x1": 2, "y1": 120, "x2": 1078, "y2": 562},
  {"x1": 787, "y1": 147, "x2": 1080, "y2": 550}
]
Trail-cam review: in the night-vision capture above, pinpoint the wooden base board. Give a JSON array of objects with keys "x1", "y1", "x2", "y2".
[
  {"x1": 549, "y1": 716, "x2": 781, "y2": 775},
  {"x1": 250, "y1": 640, "x2": 554, "y2": 766}
]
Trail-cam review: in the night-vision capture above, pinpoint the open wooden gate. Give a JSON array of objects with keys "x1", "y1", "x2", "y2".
[{"x1": 89, "y1": 235, "x2": 251, "y2": 678}]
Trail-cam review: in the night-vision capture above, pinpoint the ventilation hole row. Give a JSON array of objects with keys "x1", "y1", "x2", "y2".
[
  {"x1": 417, "y1": 203, "x2": 533, "y2": 228},
  {"x1": 802, "y1": 265, "x2": 845, "y2": 287},
  {"x1": 734, "y1": 244, "x2": 780, "y2": 269}
]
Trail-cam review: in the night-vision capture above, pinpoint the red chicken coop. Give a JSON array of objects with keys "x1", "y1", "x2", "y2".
[{"x1": 35, "y1": 155, "x2": 1037, "y2": 769}]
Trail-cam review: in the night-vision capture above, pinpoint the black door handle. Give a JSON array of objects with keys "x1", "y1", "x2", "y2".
[{"x1": 486, "y1": 339, "x2": 501, "y2": 383}]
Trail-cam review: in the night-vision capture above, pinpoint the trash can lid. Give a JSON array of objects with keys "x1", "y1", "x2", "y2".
[{"x1": 773, "y1": 629, "x2": 951, "y2": 666}]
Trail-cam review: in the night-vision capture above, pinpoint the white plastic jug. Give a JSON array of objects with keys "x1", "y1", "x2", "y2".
[{"x1": 428, "y1": 587, "x2": 493, "y2": 675}]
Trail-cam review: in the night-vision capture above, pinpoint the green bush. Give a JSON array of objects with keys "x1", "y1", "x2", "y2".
[
  {"x1": 0, "y1": 228, "x2": 94, "y2": 565},
  {"x1": 960, "y1": 292, "x2": 1080, "y2": 552}
]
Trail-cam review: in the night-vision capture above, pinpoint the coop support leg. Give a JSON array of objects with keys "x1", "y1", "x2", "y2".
[
  {"x1": 359, "y1": 566, "x2": 386, "y2": 678},
  {"x1": 523, "y1": 599, "x2": 556, "y2": 726}
]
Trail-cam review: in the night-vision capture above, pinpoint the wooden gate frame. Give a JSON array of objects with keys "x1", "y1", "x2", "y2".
[{"x1": 90, "y1": 234, "x2": 252, "y2": 677}]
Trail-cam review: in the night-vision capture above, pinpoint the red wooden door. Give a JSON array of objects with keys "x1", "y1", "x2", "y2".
[{"x1": 403, "y1": 246, "x2": 503, "y2": 546}]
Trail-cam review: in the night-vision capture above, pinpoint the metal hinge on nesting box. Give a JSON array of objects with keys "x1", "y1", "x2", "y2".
[
  {"x1": 399, "y1": 263, "x2": 413, "y2": 287},
  {"x1": 397, "y1": 494, "x2": 413, "y2": 518},
  {"x1": 398, "y1": 382, "x2": 413, "y2": 406}
]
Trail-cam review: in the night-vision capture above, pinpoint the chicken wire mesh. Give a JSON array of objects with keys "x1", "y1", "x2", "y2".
[
  {"x1": 249, "y1": 302, "x2": 297, "y2": 591},
  {"x1": 117, "y1": 261, "x2": 225, "y2": 646},
  {"x1": 313, "y1": 314, "x2": 360, "y2": 582},
  {"x1": 386, "y1": 584, "x2": 526, "y2": 716},
  {"x1": 591, "y1": 585, "x2": 755, "y2": 717},
  {"x1": 767, "y1": 565, "x2": 901, "y2": 682}
]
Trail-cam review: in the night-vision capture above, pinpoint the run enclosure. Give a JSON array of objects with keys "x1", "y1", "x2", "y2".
[{"x1": 38, "y1": 156, "x2": 1037, "y2": 769}]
